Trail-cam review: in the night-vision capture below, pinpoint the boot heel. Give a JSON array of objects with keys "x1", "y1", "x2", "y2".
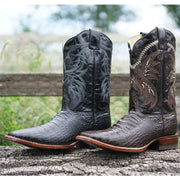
[{"x1": 157, "y1": 135, "x2": 178, "y2": 151}]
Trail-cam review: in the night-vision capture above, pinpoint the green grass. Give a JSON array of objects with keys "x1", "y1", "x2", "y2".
[
  {"x1": 0, "y1": 96, "x2": 179, "y2": 148},
  {"x1": 0, "y1": 36, "x2": 179, "y2": 148},
  {"x1": 0, "y1": 39, "x2": 61, "y2": 73},
  {"x1": 0, "y1": 96, "x2": 62, "y2": 145},
  {"x1": 0, "y1": 37, "x2": 130, "y2": 146},
  {"x1": 0, "y1": 96, "x2": 129, "y2": 146}
]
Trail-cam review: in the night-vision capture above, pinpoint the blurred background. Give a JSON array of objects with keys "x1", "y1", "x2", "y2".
[{"x1": 0, "y1": 4, "x2": 180, "y2": 146}]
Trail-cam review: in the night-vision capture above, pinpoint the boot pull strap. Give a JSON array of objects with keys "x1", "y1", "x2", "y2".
[
  {"x1": 156, "y1": 27, "x2": 168, "y2": 50},
  {"x1": 89, "y1": 29, "x2": 100, "y2": 50}
]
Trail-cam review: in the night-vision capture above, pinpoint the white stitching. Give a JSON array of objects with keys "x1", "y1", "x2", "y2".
[
  {"x1": 167, "y1": 42, "x2": 175, "y2": 53},
  {"x1": 130, "y1": 41, "x2": 175, "y2": 70},
  {"x1": 130, "y1": 40, "x2": 158, "y2": 70}
]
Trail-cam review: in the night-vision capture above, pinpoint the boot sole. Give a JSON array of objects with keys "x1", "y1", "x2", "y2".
[
  {"x1": 76, "y1": 135, "x2": 178, "y2": 152},
  {"x1": 4, "y1": 135, "x2": 77, "y2": 149}
]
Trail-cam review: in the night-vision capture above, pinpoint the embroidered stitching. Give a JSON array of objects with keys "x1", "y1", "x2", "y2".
[
  {"x1": 130, "y1": 40, "x2": 158, "y2": 69},
  {"x1": 168, "y1": 53, "x2": 176, "y2": 110},
  {"x1": 130, "y1": 41, "x2": 175, "y2": 70},
  {"x1": 130, "y1": 51, "x2": 160, "y2": 109},
  {"x1": 64, "y1": 43, "x2": 88, "y2": 101},
  {"x1": 167, "y1": 42, "x2": 175, "y2": 53},
  {"x1": 101, "y1": 50, "x2": 111, "y2": 102}
]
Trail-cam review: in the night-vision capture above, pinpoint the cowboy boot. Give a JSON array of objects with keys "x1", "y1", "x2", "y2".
[
  {"x1": 76, "y1": 27, "x2": 178, "y2": 152},
  {"x1": 5, "y1": 29, "x2": 112, "y2": 149}
]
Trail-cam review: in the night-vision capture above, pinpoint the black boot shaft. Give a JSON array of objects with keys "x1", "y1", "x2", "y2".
[
  {"x1": 5, "y1": 30, "x2": 112, "y2": 147},
  {"x1": 129, "y1": 27, "x2": 176, "y2": 114},
  {"x1": 62, "y1": 29, "x2": 112, "y2": 113}
]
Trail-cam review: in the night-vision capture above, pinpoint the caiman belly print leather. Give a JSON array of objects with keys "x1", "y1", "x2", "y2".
[
  {"x1": 5, "y1": 29, "x2": 112, "y2": 149},
  {"x1": 76, "y1": 27, "x2": 178, "y2": 152}
]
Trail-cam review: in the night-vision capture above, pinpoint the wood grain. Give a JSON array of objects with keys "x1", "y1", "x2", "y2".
[
  {"x1": 0, "y1": 146, "x2": 179, "y2": 175},
  {"x1": 0, "y1": 73, "x2": 180, "y2": 96}
]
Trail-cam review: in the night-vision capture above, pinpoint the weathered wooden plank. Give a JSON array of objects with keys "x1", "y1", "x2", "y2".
[
  {"x1": 0, "y1": 146, "x2": 180, "y2": 175},
  {"x1": 0, "y1": 73, "x2": 180, "y2": 96},
  {"x1": 0, "y1": 73, "x2": 63, "y2": 96}
]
